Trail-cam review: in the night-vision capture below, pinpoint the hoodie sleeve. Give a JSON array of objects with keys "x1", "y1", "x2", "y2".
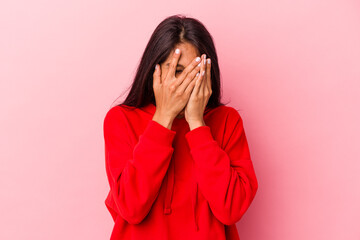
[
  {"x1": 103, "y1": 107, "x2": 176, "y2": 224},
  {"x1": 185, "y1": 108, "x2": 258, "y2": 225}
]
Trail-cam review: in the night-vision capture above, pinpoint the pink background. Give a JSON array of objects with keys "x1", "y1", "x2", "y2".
[{"x1": 1, "y1": 0, "x2": 359, "y2": 239}]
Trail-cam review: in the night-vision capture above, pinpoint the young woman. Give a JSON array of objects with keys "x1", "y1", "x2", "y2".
[{"x1": 103, "y1": 14, "x2": 258, "y2": 240}]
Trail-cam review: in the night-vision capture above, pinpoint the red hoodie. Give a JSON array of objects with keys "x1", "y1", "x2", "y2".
[{"x1": 103, "y1": 103, "x2": 258, "y2": 240}]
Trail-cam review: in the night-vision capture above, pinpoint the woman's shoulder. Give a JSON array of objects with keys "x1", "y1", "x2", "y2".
[
  {"x1": 210, "y1": 104, "x2": 243, "y2": 123},
  {"x1": 103, "y1": 105, "x2": 133, "y2": 123},
  {"x1": 104, "y1": 105, "x2": 123, "y2": 118},
  {"x1": 104, "y1": 104, "x2": 151, "y2": 128},
  {"x1": 105, "y1": 104, "x2": 137, "y2": 116}
]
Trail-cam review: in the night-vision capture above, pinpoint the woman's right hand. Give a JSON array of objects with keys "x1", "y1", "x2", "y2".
[{"x1": 152, "y1": 49, "x2": 202, "y2": 125}]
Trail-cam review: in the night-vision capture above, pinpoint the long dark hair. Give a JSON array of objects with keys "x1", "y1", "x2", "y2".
[{"x1": 111, "y1": 14, "x2": 229, "y2": 110}]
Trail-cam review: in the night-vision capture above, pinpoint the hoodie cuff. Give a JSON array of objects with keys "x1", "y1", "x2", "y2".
[
  {"x1": 142, "y1": 120, "x2": 177, "y2": 144},
  {"x1": 185, "y1": 126, "x2": 216, "y2": 149}
]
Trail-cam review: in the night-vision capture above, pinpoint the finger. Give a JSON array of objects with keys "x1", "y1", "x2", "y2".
[
  {"x1": 176, "y1": 55, "x2": 202, "y2": 85},
  {"x1": 165, "y1": 48, "x2": 181, "y2": 81},
  {"x1": 176, "y1": 61, "x2": 201, "y2": 93},
  {"x1": 190, "y1": 71, "x2": 202, "y2": 98},
  {"x1": 197, "y1": 54, "x2": 206, "y2": 96},
  {"x1": 192, "y1": 54, "x2": 205, "y2": 97},
  {"x1": 184, "y1": 71, "x2": 199, "y2": 95},
  {"x1": 153, "y1": 64, "x2": 161, "y2": 87},
  {"x1": 206, "y1": 58, "x2": 211, "y2": 91}
]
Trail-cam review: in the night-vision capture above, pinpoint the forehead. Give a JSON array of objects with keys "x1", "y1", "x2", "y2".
[{"x1": 164, "y1": 42, "x2": 200, "y2": 67}]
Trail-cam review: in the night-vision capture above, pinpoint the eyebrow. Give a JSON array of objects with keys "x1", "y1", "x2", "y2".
[{"x1": 166, "y1": 63, "x2": 185, "y2": 68}]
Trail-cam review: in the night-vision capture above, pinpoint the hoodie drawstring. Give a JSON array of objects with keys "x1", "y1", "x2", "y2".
[{"x1": 163, "y1": 157, "x2": 199, "y2": 232}]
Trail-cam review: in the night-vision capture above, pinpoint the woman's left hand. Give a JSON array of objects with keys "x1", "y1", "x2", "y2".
[{"x1": 184, "y1": 54, "x2": 212, "y2": 130}]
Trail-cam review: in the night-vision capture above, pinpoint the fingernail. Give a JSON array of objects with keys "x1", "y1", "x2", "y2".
[
  {"x1": 175, "y1": 48, "x2": 180, "y2": 54},
  {"x1": 155, "y1": 64, "x2": 157, "y2": 70},
  {"x1": 202, "y1": 70, "x2": 205, "y2": 76},
  {"x1": 197, "y1": 63, "x2": 201, "y2": 67},
  {"x1": 203, "y1": 54, "x2": 206, "y2": 64},
  {"x1": 196, "y1": 72, "x2": 199, "y2": 77},
  {"x1": 207, "y1": 59, "x2": 211, "y2": 64},
  {"x1": 196, "y1": 57, "x2": 201, "y2": 62}
]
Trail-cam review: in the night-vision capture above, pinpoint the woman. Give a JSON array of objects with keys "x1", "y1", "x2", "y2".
[{"x1": 103, "y1": 14, "x2": 258, "y2": 240}]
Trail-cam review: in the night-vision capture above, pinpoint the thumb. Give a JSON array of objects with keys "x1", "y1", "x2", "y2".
[{"x1": 153, "y1": 64, "x2": 161, "y2": 88}]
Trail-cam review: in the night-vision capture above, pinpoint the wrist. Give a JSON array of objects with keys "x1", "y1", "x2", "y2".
[
  {"x1": 188, "y1": 120, "x2": 205, "y2": 131},
  {"x1": 152, "y1": 112, "x2": 174, "y2": 130}
]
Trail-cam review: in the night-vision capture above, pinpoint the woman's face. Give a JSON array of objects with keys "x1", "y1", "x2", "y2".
[{"x1": 160, "y1": 42, "x2": 200, "y2": 118}]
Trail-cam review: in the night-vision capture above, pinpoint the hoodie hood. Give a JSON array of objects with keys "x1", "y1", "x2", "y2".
[{"x1": 140, "y1": 103, "x2": 212, "y2": 232}]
